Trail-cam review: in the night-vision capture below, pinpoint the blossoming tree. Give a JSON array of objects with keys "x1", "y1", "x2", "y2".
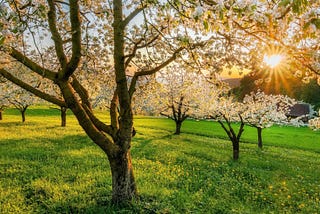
[
  {"x1": 0, "y1": 0, "x2": 210, "y2": 203},
  {"x1": 242, "y1": 91, "x2": 295, "y2": 148},
  {"x1": 309, "y1": 111, "x2": 320, "y2": 130},
  {"x1": 194, "y1": 87, "x2": 246, "y2": 161},
  {"x1": 0, "y1": 0, "x2": 318, "y2": 204},
  {"x1": 156, "y1": 68, "x2": 220, "y2": 135},
  {"x1": 4, "y1": 85, "x2": 37, "y2": 122},
  {"x1": 133, "y1": 65, "x2": 225, "y2": 135},
  {"x1": 209, "y1": 97, "x2": 246, "y2": 161}
]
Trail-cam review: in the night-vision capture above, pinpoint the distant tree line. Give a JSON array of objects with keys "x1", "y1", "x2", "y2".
[{"x1": 233, "y1": 71, "x2": 320, "y2": 111}]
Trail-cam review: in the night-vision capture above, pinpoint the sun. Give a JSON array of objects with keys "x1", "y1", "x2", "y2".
[
  {"x1": 263, "y1": 54, "x2": 284, "y2": 68},
  {"x1": 257, "y1": 45, "x2": 293, "y2": 95}
]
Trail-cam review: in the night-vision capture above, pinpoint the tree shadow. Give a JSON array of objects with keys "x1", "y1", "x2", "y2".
[{"x1": 1, "y1": 130, "x2": 178, "y2": 213}]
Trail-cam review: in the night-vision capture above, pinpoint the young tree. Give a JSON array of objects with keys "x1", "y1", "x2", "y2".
[
  {"x1": 133, "y1": 65, "x2": 224, "y2": 135},
  {"x1": 1, "y1": 70, "x2": 38, "y2": 122},
  {"x1": 4, "y1": 86, "x2": 37, "y2": 122},
  {"x1": 194, "y1": 83, "x2": 245, "y2": 161},
  {"x1": 208, "y1": 97, "x2": 246, "y2": 161},
  {"x1": 157, "y1": 68, "x2": 216, "y2": 135},
  {"x1": 242, "y1": 91, "x2": 295, "y2": 148}
]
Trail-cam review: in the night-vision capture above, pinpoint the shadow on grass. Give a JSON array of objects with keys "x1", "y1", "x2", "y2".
[
  {"x1": 0, "y1": 121, "x2": 63, "y2": 130},
  {"x1": 0, "y1": 133, "x2": 169, "y2": 213},
  {"x1": 4, "y1": 107, "x2": 72, "y2": 117},
  {"x1": 0, "y1": 121, "x2": 27, "y2": 126},
  {"x1": 25, "y1": 194, "x2": 161, "y2": 214}
]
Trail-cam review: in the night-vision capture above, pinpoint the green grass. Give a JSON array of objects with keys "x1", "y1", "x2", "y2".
[{"x1": 1, "y1": 107, "x2": 320, "y2": 213}]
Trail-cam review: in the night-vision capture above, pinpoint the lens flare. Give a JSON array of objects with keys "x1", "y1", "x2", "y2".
[{"x1": 263, "y1": 54, "x2": 283, "y2": 68}]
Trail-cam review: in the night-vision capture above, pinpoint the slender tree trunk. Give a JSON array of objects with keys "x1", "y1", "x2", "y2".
[
  {"x1": 232, "y1": 140, "x2": 240, "y2": 160},
  {"x1": 0, "y1": 111, "x2": 2, "y2": 120},
  {"x1": 61, "y1": 107, "x2": 67, "y2": 127},
  {"x1": 174, "y1": 121, "x2": 182, "y2": 135},
  {"x1": 21, "y1": 109, "x2": 26, "y2": 122},
  {"x1": 109, "y1": 149, "x2": 137, "y2": 204},
  {"x1": 217, "y1": 120, "x2": 243, "y2": 161},
  {"x1": 257, "y1": 127, "x2": 263, "y2": 149}
]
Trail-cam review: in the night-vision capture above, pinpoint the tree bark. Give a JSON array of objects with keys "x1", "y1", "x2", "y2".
[
  {"x1": 109, "y1": 149, "x2": 137, "y2": 204},
  {"x1": 218, "y1": 120, "x2": 243, "y2": 161},
  {"x1": 112, "y1": 0, "x2": 138, "y2": 203},
  {"x1": 174, "y1": 121, "x2": 182, "y2": 135},
  {"x1": 232, "y1": 140, "x2": 240, "y2": 161},
  {"x1": 257, "y1": 127, "x2": 263, "y2": 149},
  {"x1": 58, "y1": 80, "x2": 137, "y2": 203},
  {"x1": 21, "y1": 109, "x2": 26, "y2": 122},
  {"x1": 61, "y1": 107, "x2": 67, "y2": 127},
  {"x1": 2, "y1": 0, "x2": 140, "y2": 205}
]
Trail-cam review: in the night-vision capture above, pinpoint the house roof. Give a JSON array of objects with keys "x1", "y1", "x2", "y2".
[{"x1": 289, "y1": 103, "x2": 310, "y2": 117}]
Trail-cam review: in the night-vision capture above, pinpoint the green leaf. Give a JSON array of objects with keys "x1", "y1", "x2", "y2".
[
  {"x1": 292, "y1": 0, "x2": 309, "y2": 14},
  {"x1": 12, "y1": 28, "x2": 19, "y2": 34},
  {"x1": 279, "y1": 0, "x2": 291, "y2": 7},
  {"x1": 219, "y1": 11, "x2": 224, "y2": 20},
  {"x1": 203, "y1": 20, "x2": 209, "y2": 31},
  {"x1": 303, "y1": 18, "x2": 320, "y2": 30},
  {"x1": 0, "y1": 36, "x2": 5, "y2": 45},
  {"x1": 311, "y1": 18, "x2": 320, "y2": 29}
]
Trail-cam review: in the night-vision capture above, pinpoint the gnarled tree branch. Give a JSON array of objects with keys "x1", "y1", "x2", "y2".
[
  {"x1": 47, "y1": 0, "x2": 68, "y2": 70},
  {"x1": 0, "y1": 68, "x2": 66, "y2": 107},
  {"x1": 8, "y1": 48, "x2": 56, "y2": 81}
]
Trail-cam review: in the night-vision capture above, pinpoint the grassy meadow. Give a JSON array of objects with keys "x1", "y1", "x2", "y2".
[{"x1": 0, "y1": 106, "x2": 320, "y2": 213}]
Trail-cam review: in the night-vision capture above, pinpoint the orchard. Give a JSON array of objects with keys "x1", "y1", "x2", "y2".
[{"x1": 0, "y1": 0, "x2": 319, "y2": 209}]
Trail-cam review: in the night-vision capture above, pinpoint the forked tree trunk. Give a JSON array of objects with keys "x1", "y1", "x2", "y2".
[
  {"x1": 109, "y1": 149, "x2": 137, "y2": 203},
  {"x1": 60, "y1": 82, "x2": 138, "y2": 203},
  {"x1": 174, "y1": 121, "x2": 182, "y2": 135},
  {"x1": 218, "y1": 119, "x2": 244, "y2": 161},
  {"x1": 61, "y1": 107, "x2": 67, "y2": 127},
  {"x1": 257, "y1": 127, "x2": 263, "y2": 149}
]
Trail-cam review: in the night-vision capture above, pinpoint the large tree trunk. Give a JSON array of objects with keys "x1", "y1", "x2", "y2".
[
  {"x1": 111, "y1": 0, "x2": 138, "y2": 203},
  {"x1": 232, "y1": 140, "x2": 240, "y2": 160},
  {"x1": 109, "y1": 149, "x2": 137, "y2": 204},
  {"x1": 59, "y1": 81, "x2": 138, "y2": 204},
  {"x1": 61, "y1": 107, "x2": 67, "y2": 127},
  {"x1": 257, "y1": 127, "x2": 263, "y2": 149},
  {"x1": 174, "y1": 120, "x2": 182, "y2": 135}
]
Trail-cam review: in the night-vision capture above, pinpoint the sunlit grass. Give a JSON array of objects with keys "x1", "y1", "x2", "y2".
[{"x1": 0, "y1": 107, "x2": 319, "y2": 213}]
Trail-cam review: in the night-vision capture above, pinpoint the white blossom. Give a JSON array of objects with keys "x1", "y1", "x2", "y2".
[
  {"x1": 193, "y1": 5, "x2": 204, "y2": 18},
  {"x1": 242, "y1": 91, "x2": 296, "y2": 129},
  {"x1": 309, "y1": 117, "x2": 320, "y2": 130}
]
